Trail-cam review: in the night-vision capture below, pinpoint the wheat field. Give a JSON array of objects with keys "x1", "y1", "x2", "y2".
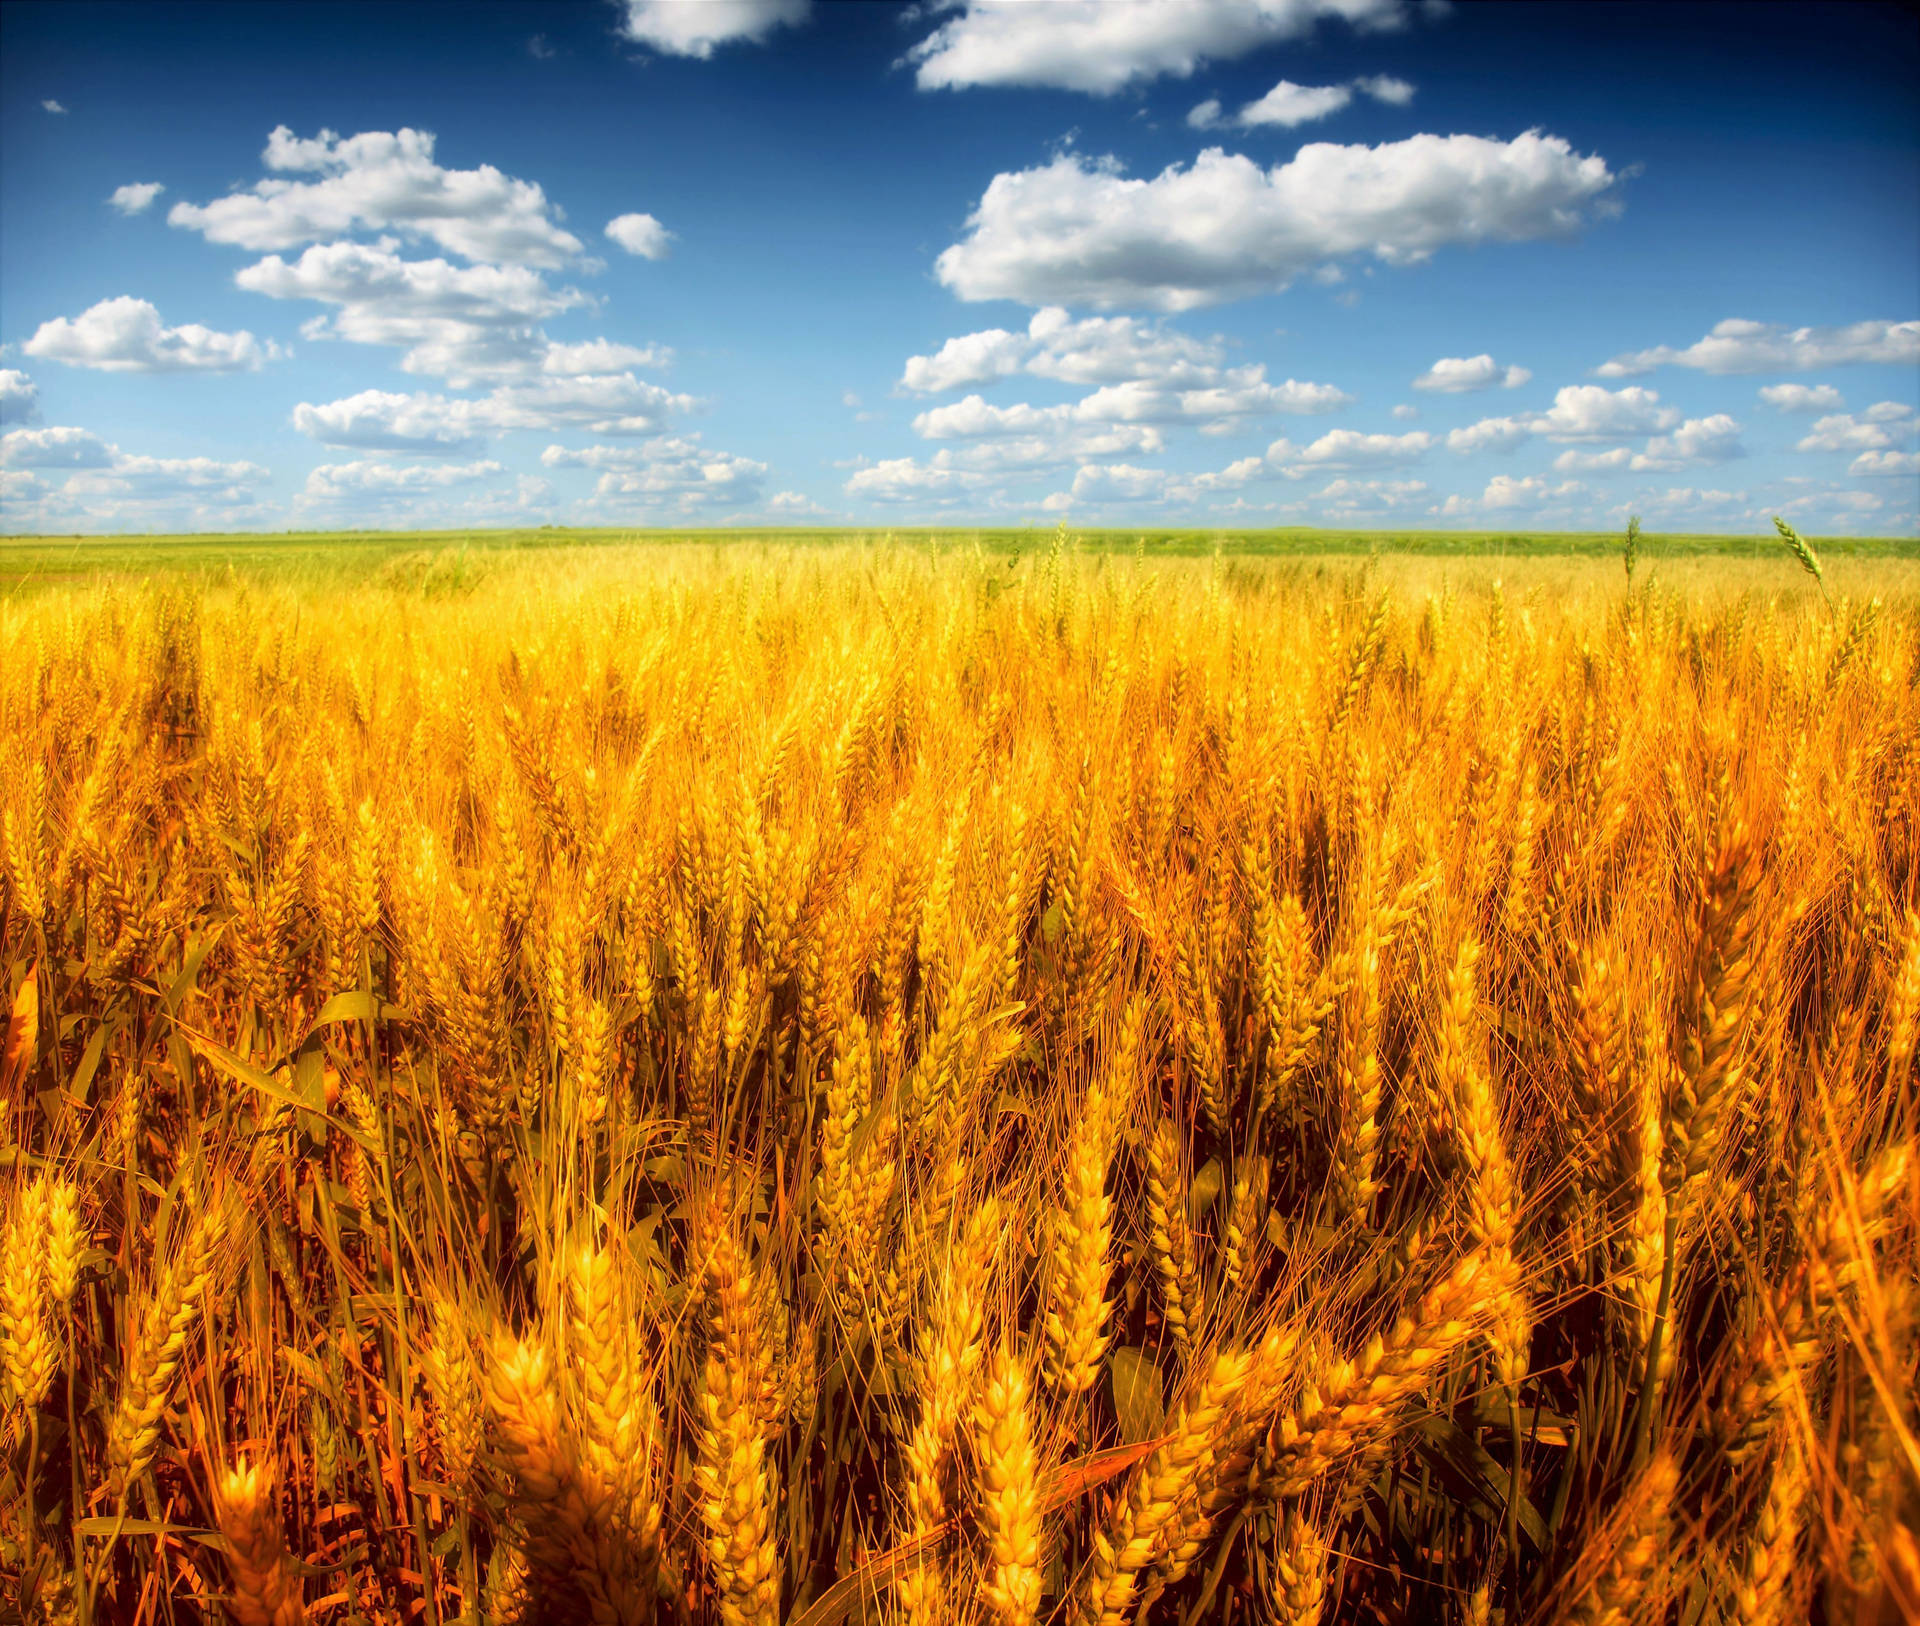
[{"x1": 0, "y1": 533, "x2": 1915, "y2": 1626}]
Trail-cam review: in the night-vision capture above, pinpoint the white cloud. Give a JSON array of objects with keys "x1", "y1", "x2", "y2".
[
  {"x1": 1443, "y1": 385, "x2": 1676, "y2": 458},
  {"x1": 1390, "y1": 403, "x2": 1419, "y2": 420},
  {"x1": 618, "y1": 0, "x2": 810, "y2": 56},
  {"x1": 606, "y1": 212, "x2": 673, "y2": 258},
  {"x1": 292, "y1": 373, "x2": 697, "y2": 452},
  {"x1": 1237, "y1": 81, "x2": 1352, "y2": 128},
  {"x1": 1850, "y1": 450, "x2": 1920, "y2": 477},
  {"x1": 1, "y1": 426, "x2": 114, "y2": 468},
  {"x1": 1865, "y1": 401, "x2": 1915, "y2": 423},
  {"x1": 24, "y1": 296, "x2": 275, "y2": 374},
  {"x1": 545, "y1": 435, "x2": 767, "y2": 510},
  {"x1": 1285, "y1": 427, "x2": 1433, "y2": 467},
  {"x1": 1551, "y1": 447, "x2": 1631, "y2": 473},
  {"x1": 42, "y1": 100, "x2": 66, "y2": 115},
  {"x1": 1597, "y1": 317, "x2": 1920, "y2": 378},
  {"x1": 1630, "y1": 414, "x2": 1744, "y2": 471},
  {"x1": 302, "y1": 459, "x2": 504, "y2": 501},
  {"x1": 1795, "y1": 409, "x2": 1914, "y2": 453},
  {"x1": 65, "y1": 454, "x2": 270, "y2": 495},
  {"x1": 1758, "y1": 383, "x2": 1844, "y2": 412},
  {"x1": 912, "y1": 371, "x2": 1344, "y2": 449},
  {"x1": 1534, "y1": 384, "x2": 1676, "y2": 441},
  {"x1": 0, "y1": 371, "x2": 39, "y2": 426},
  {"x1": 540, "y1": 338, "x2": 670, "y2": 374},
  {"x1": 1, "y1": 433, "x2": 271, "y2": 532},
  {"x1": 844, "y1": 456, "x2": 995, "y2": 503},
  {"x1": 1316, "y1": 476, "x2": 1427, "y2": 508},
  {"x1": 1059, "y1": 463, "x2": 1176, "y2": 503},
  {"x1": 1187, "y1": 99, "x2": 1225, "y2": 131},
  {"x1": 1443, "y1": 474, "x2": 1588, "y2": 513},
  {"x1": 936, "y1": 132, "x2": 1619, "y2": 311},
  {"x1": 904, "y1": 306, "x2": 1245, "y2": 393},
  {"x1": 109, "y1": 182, "x2": 165, "y2": 216},
  {"x1": 907, "y1": 0, "x2": 1413, "y2": 94},
  {"x1": 1353, "y1": 73, "x2": 1414, "y2": 105},
  {"x1": 1412, "y1": 353, "x2": 1530, "y2": 393},
  {"x1": 1445, "y1": 415, "x2": 1534, "y2": 455},
  {"x1": 169, "y1": 126, "x2": 583, "y2": 267},
  {"x1": 768, "y1": 489, "x2": 828, "y2": 515},
  {"x1": 236, "y1": 241, "x2": 590, "y2": 382}
]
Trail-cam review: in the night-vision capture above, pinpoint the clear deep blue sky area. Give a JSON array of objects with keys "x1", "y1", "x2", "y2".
[{"x1": 2, "y1": 0, "x2": 1915, "y2": 533}]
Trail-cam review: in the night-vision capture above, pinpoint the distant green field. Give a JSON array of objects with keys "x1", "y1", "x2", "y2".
[{"x1": 1, "y1": 523, "x2": 1915, "y2": 592}]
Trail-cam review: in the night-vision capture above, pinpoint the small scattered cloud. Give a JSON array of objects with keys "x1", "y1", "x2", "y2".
[
  {"x1": 606, "y1": 212, "x2": 673, "y2": 259},
  {"x1": 1795, "y1": 406, "x2": 1914, "y2": 453},
  {"x1": 1390, "y1": 403, "x2": 1419, "y2": 421},
  {"x1": 1412, "y1": 353, "x2": 1531, "y2": 393},
  {"x1": 1353, "y1": 73, "x2": 1415, "y2": 106},
  {"x1": 618, "y1": 0, "x2": 810, "y2": 58},
  {"x1": 768, "y1": 489, "x2": 828, "y2": 515},
  {"x1": 1237, "y1": 80, "x2": 1354, "y2": 128},
  {"x1": 1, "y1": 425, "x2": 114, "y2": 468},
  {"x1": 1630, "y1": 413, "x2": 1745, "y2": 470},
  {"x1": 0, "y1": 371, "x2": 39, "y2": 426},
  {"x1": 1850, "y1": 449, "x2": 1920, "y2": 477},
  {"x1": 109, "y1": 182, "x2": 165, "y2": 216},
  {"x1": 42, "y1": 99, "x2": 67, "y2": 115},
  {"x1": 906, "y1": 0, "x2": 1417, "y2": 95},
  {"x1": 1758, "y1": 382, "x2": 1843, "y2": 412},
  {"x1": 24, "y1": 297, "x2": 277, "y2": 373},
  {"x1": 528, "y1": 33, "x2": 555, "y2": 59},
  {"x1": 1598, "y1": 317, "x2": 1920, "y2": 377}
]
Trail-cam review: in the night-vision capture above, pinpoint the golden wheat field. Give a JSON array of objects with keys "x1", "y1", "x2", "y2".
[{"x1": 0, "y1": 535, "x2": 1916, "y2": 1626}]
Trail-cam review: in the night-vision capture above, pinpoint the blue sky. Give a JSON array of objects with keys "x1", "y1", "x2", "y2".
[{"x1": 2, "y1": 0, "x2": 1916, "y2": 535}]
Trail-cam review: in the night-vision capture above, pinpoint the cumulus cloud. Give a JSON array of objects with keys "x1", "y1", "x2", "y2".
[
  {"x1": 606, "y1": 212, "x2": 673, "y2": 258},
  {"x1": 912, "y1": 369, "x2": 1345, "y2": 452},
  {"x1": 1281, "y1": 427, "x2": 1433, "y2": 467},
  {"x1": 1213, "y1": 73, "x2": 1413, "y2": 129},
  {"x1": 1758, "y1": 383, "x2": 1844, "y2": 412},
  {"x1": 1316, "y1": 476, "x2": 1427, "y2": 509},
  {"x1": 844, "y1": 455, "x2": 997, "y2": 503},
  {"x1": 1597, "y1": 317, "x2": 1920, "y2": 378},
  {"x1": 1630, "y1": 414, "x2": 1744, "y2": 471},
  {"x1": 1413, "y1": 354, "x2": 1530, "y2": 393},
  {"x1": 42, "y1": 100, "x2": 66, "y2": 114},
  {"x1": 302, "y1": 459, "x2": 504, "y2": 502},
  {"x1": 1390, "y1": 403, "x2": 1419, "y2": 421},
  {"x1": 1850, "y1": 450, "x2": 1920, "y2": 477},
  {"x1": 1236, "y1": 81, "x2": 1353, "y2": 128},
  {"x1": 543, "y1": 434, "x2": 767, "y2": 509},
  {"x1": 109, "y1": 182, "x2": 165, "y2": 216},
  {"x1": 1, "y1": 426, "x2": 114, "y2": 468},
  {"x1": 1444, "y1": 415, "x2": 1535, "y2": 455},
  {"x1": 936, "y1": 132, "x2": 1619, "y2": 311},
  {"x1": 903, "y1": 307, "x2": 1251, "y2": 393},
  {"x1": 1550, "y1": 447, "x2": 1631, "y2": 473},
  {"x1": 0, "y1": 371, "x2": 39, "y2": 426},
  {"x1": 906, "y1": 0, "x2": 1414, "y2": 95},
  {"x1": 768, "y1": 490, "x2": 829, "y2": 515},
  {"x1": 1, "y1": 435, "x2": 271, "y2": 532},
  {"x1": 1353, "y1": 73, "x2": 1414, "y2": 105},
  {"x1": 169, "y1": 126, "x2": 583, "y2": 267},
  {"x1": 236, "y1": 241, "x2": 589, "y2": 382},
  {"x1": 541, "y1": 338, "x2": 670, "y2": 374},
  {"x1": 23, "y1": 298, "x2": 275, "y2": 373},
  {"x1": 1533, "y1": 384, "x2": 1677, "y2": 440},
  {"x1": 292, "y1": 373, "x2": 698, "y2": 452},
  {"x1": 1436, "y1": 474, "x2": 1587, "y2": 515},
  {"x1": 1795, "y1": 406, "x2": 1915, "y2": 453},
  {"x1": 618, "y1": 0, "x2": 809, "y2": 57}
]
